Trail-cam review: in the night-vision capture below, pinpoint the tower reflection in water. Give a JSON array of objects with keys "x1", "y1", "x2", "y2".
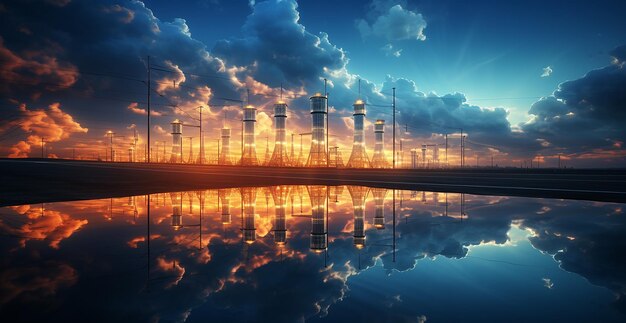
[
  {"x1": 155, "y1": 186, "x2": 473, "y2": 258},
  {"x1": 5, "y1": 187, "x2": 624, "y2": 323}
]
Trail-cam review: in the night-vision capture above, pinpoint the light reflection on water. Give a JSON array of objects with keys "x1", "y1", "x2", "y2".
[{"x1": 0, "y1": 186, "x2": 625, "y2": 322}]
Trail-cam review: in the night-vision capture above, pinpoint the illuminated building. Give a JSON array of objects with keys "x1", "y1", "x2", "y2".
[
  {"x1": 128, "y1": 147, "x2": 134, "y2": 163},
  {"x1": 372, "y1": 188, "x2": 387, "y2": 229},
  {"x1": 219, "y1": 188, "x2": 232, "y2": 224},
  {"x1": 241, "y1": 105, "x2": 258, "y2": 166},
  {"x1": 307, "y1": 93, "x2": 328, "y2": 166},
  {"x1": 348, "y1": 186, "x2": 369, "y2": 248},
  {"x1": 170, "y1": 192, "x2": 183, "y2": 230},
  {"x1": 269, "y1": 101, "x2": 290, "y2": 166},
  {"x1": 370, "y1": 119, "x2": 388, "y2": 168},
  {"x1": 421, "y1": 144, "x2": 427, "y2": 167},
  {"x1": 220, "y1": 128, "x2": 232, "y2": 165},
  {"x1": 170, "y1": 119, "x2": 182, "y2": 163},
  {"x1": 347, "y1": 99, "x2": 370, "y2": 168},
  {"x1": 271, "y1": 186, "x2": 290, "y2": 245},
  {"x1": 308, "y1": 185, "x2": 328, "y2": 252},
  {"x1": 241, "y1": 187, "x2": 257, "y2": 243}
]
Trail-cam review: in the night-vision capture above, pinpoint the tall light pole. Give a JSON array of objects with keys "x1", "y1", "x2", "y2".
[
  {"x1": 392, "y1": 87, "x2": 396, "y2": 169},
  {"x1": 324, "y1": 78, "x2": 329, "y2": 168},
  {"x1": 147, "y1": 56, "x2": 151, "y2": 163}
]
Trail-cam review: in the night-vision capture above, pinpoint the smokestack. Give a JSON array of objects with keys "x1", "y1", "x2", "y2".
[
  {"x1": 241, "y1": 187, "x2": 257, "y2": 244},
  {"x1": 308, "y1": 185, "x2": 328, "y2": 252},
  {"x1": 170, "y1": 119, "x2": 182, "y2": 163},
  {"x1": 271, "y1": 186, "x2": 290, "y2": 245},
  {"x1": 372, "y1": 188, "x2": 387, "y2": 229},
  {"x1": 348, "y1": 186, "x2": 369, "y2": 249},
  {"x1": 241, "y1": 105, "x2": 258, "y2": 166},
  {"x1": 370, "y1": 119, "x2": 388, "y2": 168},
  {"x1": 346, "y1": 99, "x2": 370, "y2": 168},
  {"x1": 307, "y1": 93, "x2": 328, "y2": 166},
  {"x1": 269, "y1": 101, "x2": 290, "y2": 166}
]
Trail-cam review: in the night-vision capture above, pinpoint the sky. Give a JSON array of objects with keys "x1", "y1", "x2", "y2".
[{"x1": 1, "y1": 0, "x2": 625, "y2": 167}]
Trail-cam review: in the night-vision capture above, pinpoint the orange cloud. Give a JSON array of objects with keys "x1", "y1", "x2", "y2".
[
  {"x1": 2, "y1": 205, "x2": 88, "y2": 249},
  {"x1": 5, "y1": 102, "x2": 88, "y2": 157},
  {"x1": 0, "y1": 37, "x2": 78, "y2": 98},
  {"x1": 127, "y1": 102, "x2": 164, "y2": 116}
]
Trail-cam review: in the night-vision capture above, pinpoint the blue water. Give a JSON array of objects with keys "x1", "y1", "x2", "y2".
[{"x1": 0, "y1": 187, "x2": 624, "y2": 322}]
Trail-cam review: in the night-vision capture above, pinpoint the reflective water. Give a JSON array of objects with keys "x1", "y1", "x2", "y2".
[{"x1": 0, "y1": 186, "x2": 625, "y2": 322}]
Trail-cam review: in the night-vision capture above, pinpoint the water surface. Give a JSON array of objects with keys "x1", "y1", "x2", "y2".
[{"x1": 1, "y1": 186, "x2": 624, "y2": 322}]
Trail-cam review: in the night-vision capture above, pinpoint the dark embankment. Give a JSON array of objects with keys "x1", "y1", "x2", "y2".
[{"x1": 1, "y1": 158, "x2": 625, "y2": 206}]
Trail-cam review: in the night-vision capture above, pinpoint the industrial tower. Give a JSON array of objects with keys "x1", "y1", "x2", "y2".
[
  {"x1": 371, "y1": 188, "x2": 387, "y2": 229},
  {"x1": 370, "y1": 120, "x2": 389, "y2": 168},
  {"x1": 348, "y1": 186, "x2": 369, "y2": 248},
  {"x1": 241, "y1": 105, "x2": 258, "y2": 165},
  {"x1": 220, "y1": 128, "x2": 232, "y2": 165},
  {"x1": 347, "y1": 99, "x2": 370, "y2": 168},
  {"x1": 268, "y1": 101, "x2": 290, "y2": 166},
  {"x1": 307, "y1": 93, "x2": 328, "y2": 166},
  {"x1": 170, "y1": 192, "x2": 183, "y2": 230},
  {"x1": 271, "y1": 186, "x2": 290, "y2": 245},
  {"x1": 308, "y1": 185, "x2": 328, "y2": 252},
  {"x1": 170, "y1": 119, "x2": 183, "y2": 163},
  {"x1": 241, "y1": 187, "x2": 257, "y2": 244},
  {"x1": 219, "y1": 188, "x2": 231, "y2": 224}
]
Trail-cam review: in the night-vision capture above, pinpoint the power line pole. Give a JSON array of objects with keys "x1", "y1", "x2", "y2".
[
  {"x1": 392, "y1": 87, "x2": 396, "y2": 169},
  {"x1": 324, "y1": 78, "x2": 329, "y2": 168},
  {"x1": 445, "y1": 133, "x2": 448, "y2": 167},
  {"x1": 147, "y1": 55, "x2": 151, "y2": 163},
  {"x1": 41, "y1": 137, "x2": 45, "y2": 158}
]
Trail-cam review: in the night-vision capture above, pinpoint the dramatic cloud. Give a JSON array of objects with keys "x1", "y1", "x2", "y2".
[
  {"x1": 4, "y1": 103, "x2": 88, "y2": 157},
  {"x1": 213, "y1": 0, "x2": 347, "y2": 87},
  {"x1": 1, "y1": 0, "x2": 624, "y2": 165},
  {"x1": 127, "y1": 102, "x2": 163, "y2": 116},
  {"x1": 356, "y1": 2, "x2": 427, "y2": 42},
  {"x1": 541, "y1": 66, "x2": 553, "y2": 77},
  {"x1": 522, "y1": 47, "x2": 626, "y2": 163},
  {"x1": 0, "y1": 37, "x2": 78, "y2": 99}
]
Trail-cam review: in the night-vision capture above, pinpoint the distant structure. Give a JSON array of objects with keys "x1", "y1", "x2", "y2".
[
  {"x1": 371, "y1": 188, "x2": 387, "y2": 229},
  {"x1": 421, "y1": 144, "x2": 427, "y2": 167},
  {"x1": 241, "y1": 187, "x2": 257, "y2": 243},
  {"x1": 348, "y1": 186, "x2": 369, "y2": 248},
  {"x1": 370, "y1": 119, "x2": 388, "y2": 168},
  {"x1": 170, "y1": 192, "x2": 182, "y2": 230},
  {"x1": 347, "y1": 99, "x2": 370, "y2": 168},
  {"x1": 220, "y1": 128, "x2": 232, "y2": 165},
  {"x1": 128, "y1": 147, "x2": 134, "y2": 163},
  {"x1": 307, "y1": 93, "x2": 328, "y2": 166},
  {"x1": 196, "y1": 131, "x2": 205, "y2": 165},
  {"x1": 219, "y1": 188, "x2": 231, "y2": 224},
  {"x1": 271, "y1": 186, "x2": 290, "y2": 245},
  {"x1": 241, "y1": 105, "x2": 258, "y2": 165},
  {"x1": 308, "y1": 185, "x2": 328, "y2": 252},
  {"x1": 411, "y1": 149, "x2": 418, "y2": 168},
  {"x1": 170, "y1": 119, "x2": 182, "y2": 163},
  {"x1": 269, "y1": 101, "x2": 290, "y2": 166}
]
